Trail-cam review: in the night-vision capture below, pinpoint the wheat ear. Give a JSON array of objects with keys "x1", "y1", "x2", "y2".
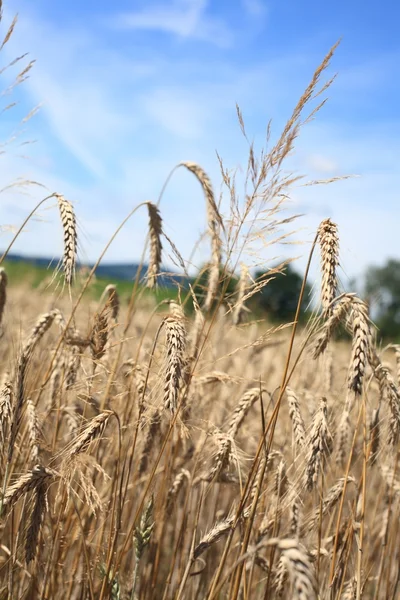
[
  {"x1": 318, "y1": 218, "x2": 339, "y2": 313},
  {"x1": 285, "y1": 387, "x2": 306, "y2": 449},
  {"x1": 179, "y1": 161, "x2": 223, "y2": 311},
  {"x1": 304, "y1": 397, "x2": 330, "y2": 491},
  {"x1": 146, "y1": 202, "x2": 163, "y2": 288},
  {"x1": 163, "y1": 302, "x2": 186, "y2": 414},
  {"x1": 56, "y1": 194, "x2": 77, "y2": 287}
]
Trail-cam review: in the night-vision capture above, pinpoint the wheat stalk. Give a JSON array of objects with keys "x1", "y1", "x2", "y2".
[{"x1": 0, "y1": 268, "x2": 7, "y2": 326}]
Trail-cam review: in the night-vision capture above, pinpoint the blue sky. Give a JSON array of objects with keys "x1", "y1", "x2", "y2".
[{"x1": 0, "y1": 0, "x2": 399, "y2": 282}]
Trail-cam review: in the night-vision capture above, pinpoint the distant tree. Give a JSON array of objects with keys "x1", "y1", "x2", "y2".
[
  {"x1": 189, "y1": 266, "x2": 238, "y2": 313},
  {"x1": 252, "y1": 264, "x2": 311, "y2": 323},
  {"x1": 365, "y1": 259, "x2": 400, "y2": 341}
]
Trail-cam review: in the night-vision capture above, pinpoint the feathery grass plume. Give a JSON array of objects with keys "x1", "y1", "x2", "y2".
[
  {"x1": 232, "y1": 263, "x2": 250, "y2": 325},
  {"x1": 105, "y1": 284, "x2": 120, "y2": 321},
  {"x1": 312, "y1": 294, "x2": 354, "y2": 358},
  {"x1": 90, "y1": 306, "x2": 109, "y2": 363},
  {"x1": 275, "y1": 555, "x2": 288, "y2": 598},
  {"x1": 347, "y1": 297, "x2": 372, "y2": 395},
  {"x1": 335, "y1": 409, "x2": 351, "y2": 467},
  {"x1": 163, "y1": 302, "x2": 186, "y2": 414},
  {"x1": 65, "y1": 410, "x2": 112, "y2": 458},
  {"x1": 25, "y1": 481, "x2": 47, "y2": 564},
  {"x1": 307, "y1": 477, "x2": 356, "y2": 530},
  {"x1": 227, "y1": 387, "x2": 265, "y2": 437},
  {"x1": 26, "y1": 399, "x2": 40, "y2": 464},
  {"x1": 369, "y1": 407, "x2": 380, "y2": 465},
  {"x1": 318, "y1": 218, "x2": 339, "y2": 313},
  {"x1": 1, "y1": 465, "x2": 52, "y2": 513},
  {"x1": 369, "y1": 348, "x2": 400, "y2": 444},
  {"x1": 146, "y1": 202, "x2": 163, "y2": 289},
  {"x1": 193, "y1": 513, "x2": 235, "y2": 559},
  {"x1": 166, "y1": 469, "x2": 190, "y2": 514},
  {"x1": 285, "y1": 387, "x2": 306, "y2": 449},
  {"x1": 304, "y1": 397, "x2": 330, "y2": 491},
  {"x1": 56, "y1": 193, "x2": 77, "y2": 287},
  {"x1": 0, "y1": 267, "x2": 7, "y2": 326},
  {"x1": 0, "y1": 378, "x2": 12, "y2": 457},
  {"x1": 179, "y1": 161, "x2": 223, "y2": 312}
]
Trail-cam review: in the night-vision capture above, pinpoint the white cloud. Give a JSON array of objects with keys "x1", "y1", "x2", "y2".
[
  {"x1": 241, "y1": 0, "x2": 268, "y2": 18},
  {"x1": 111, "y1": 0, "x2": 233, "y2": 47},
  {"x1": 1, "y1": 3, "x2": 399, "y2": 285}
]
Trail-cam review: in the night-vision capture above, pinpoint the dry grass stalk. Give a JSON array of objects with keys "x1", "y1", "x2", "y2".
[
  {"x1": 146, "y1": 202, "x2": 163, "y2": 288},
  {"x1": 304, "y1": 397, "x2": 330, "y2": 491},
  {"x1": 0, "y1": 268, "x2": 7, "y2": 326},
  {"x1": 285, "y1": 387, "x2": 306, "y2": 449},
  {"x1": 318, "y1": 218, "x2": 339, "y2": 313},
  {"x1": 56, "y1": 194, "x2": 77, "y2": 287},
  {"x1": 163, "y1": 303, "x2": 186, "y2": 414}
]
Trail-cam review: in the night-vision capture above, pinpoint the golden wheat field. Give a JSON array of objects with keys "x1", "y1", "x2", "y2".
[{"x1": 0, "y1": 12, "x2": 399, "y2": 599}]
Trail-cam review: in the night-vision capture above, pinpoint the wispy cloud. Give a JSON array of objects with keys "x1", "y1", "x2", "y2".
[
  {"x1": 1, "y1": 1, "x2": 399, "y2": 281},
  {"x1": 110, "y1": 0, "x2": 233, "y2": 47}
]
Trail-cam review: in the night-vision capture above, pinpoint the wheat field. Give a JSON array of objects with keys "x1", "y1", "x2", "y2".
[{"x1": 0, "y1": 20, "x2": 399, "y2": 600}]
